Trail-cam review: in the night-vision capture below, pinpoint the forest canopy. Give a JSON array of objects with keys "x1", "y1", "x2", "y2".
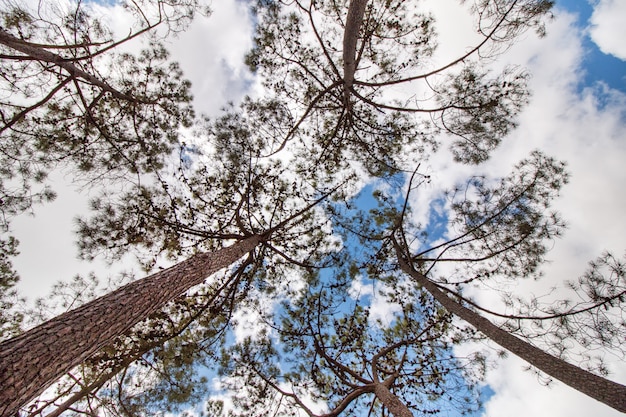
[{"x1": 1, "y1": 0, "x2": 625, "y2": 416}]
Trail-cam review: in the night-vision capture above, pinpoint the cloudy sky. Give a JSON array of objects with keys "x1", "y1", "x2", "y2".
[
  {"x1": 9, "y1": 0, "x2": 626, "y2": 416},
  {"x1": 422, "y1": 1, "x2": 626, "y2": 416}
]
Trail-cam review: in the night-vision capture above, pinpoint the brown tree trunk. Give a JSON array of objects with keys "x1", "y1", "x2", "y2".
[
  {"x1": 394, "y1": 242, "x2": 626, "y2": 413},
  {"x1": 0, "y1": 235, "x2": 261, "y2": 417},
  {"x1": 343, "y1": 0, "x2": 368, "y2": 92},
  {"x1": 373, "y1": 382, "x2": 414, "y2": 417}
]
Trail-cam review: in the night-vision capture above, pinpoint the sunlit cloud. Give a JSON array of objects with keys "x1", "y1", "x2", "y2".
[{"x1": 589, "y1": 0, "x2": 626, "y2": 60}]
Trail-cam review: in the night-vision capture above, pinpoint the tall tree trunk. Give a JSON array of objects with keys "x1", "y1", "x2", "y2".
[
  {"x1": 0, "y1": 235, "x2": 261, "y2": 417},
  {"x1": 373, "y1": 383, "x2": 414, "y2": 417},
  {"x1": 394, "y1": 241, "x2": 626, "y2": 413},
  {"x1": 343, "y1": 0, "x2": 368, "y2": 93}
]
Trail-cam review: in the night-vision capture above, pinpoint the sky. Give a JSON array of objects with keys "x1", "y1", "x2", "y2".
[
  {"x1": 415, "y1": 1, "x2": 626, "y2": 416},
  {"x1": 6, "y1": 0, "x2": 626, "y2": 416}
]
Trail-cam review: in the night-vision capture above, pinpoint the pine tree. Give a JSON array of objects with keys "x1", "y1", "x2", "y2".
[
  {"x1": 380, "y1": 152, "x2": 626, "y2": 412},
  {"x1": 0, "y1": 112, "x2": 345, "y2": 415},
  {"x1": 395, "y1": 242, "x2": 626, "y2": 412},
  {"x1": 0, "y1": 236, "x2": 261, "y2": 416},
  {"x1": 0, "y1": 0, "x2": 198, "y2": 228},
  {"x1": 217, "y1": 267, "x2": 484, "y2": 417}
]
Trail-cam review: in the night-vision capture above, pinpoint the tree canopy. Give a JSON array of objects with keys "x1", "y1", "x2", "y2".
[
  {"x1": 0, "y1": 0, "x2": 201, "y2": 228},
  {"x1": 2, "y1": 0, "x2": 625, "y2": 416}
]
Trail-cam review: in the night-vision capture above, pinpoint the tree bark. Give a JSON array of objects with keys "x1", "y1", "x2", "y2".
[
  {"x1": 0, "y1": 235, "x2": 261, "y2": 417},
  {"x1": 343, "y1": 0, "x2": 368, "y2": 91},
  {"x1": 373, "y1": 382, "x2": 414, "y2": 417},
  {"x1": 394, "y1": 241, "x2": 626, "y2": 413}
]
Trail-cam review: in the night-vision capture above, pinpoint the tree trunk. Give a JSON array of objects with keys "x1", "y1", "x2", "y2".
[
  {"x1": 0, "y1": 235, "x2": 261, "y2": 417},
  {"x1": 343, "y1": 0, "x2": 368, "y2": 91},
  {"x1": 373, "y1": 382, "x2": 414, "y2": 417},
  {"x1": 394, "y1": 243, "x2": 626, "y2": 413}
]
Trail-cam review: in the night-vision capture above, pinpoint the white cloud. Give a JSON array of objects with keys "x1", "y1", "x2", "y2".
[
  {"x1": 369, "y1": 290, "x2": 402, "y2": 327},
  {"x1": 458, "y1": 10, "x2": 626, "y2": 417},
  {"x1": 481, "y1": 353, "x2": 626, "y2": 417},
  {"x1": 166, "y1": 1, "x2": 256, "y2": 116},
  {"x1": 93, "y1": 0, "x2": 257, "y2": 113},
  {"x1": 231, "y1": 307, "x2": 265, "y2": 343},
  {"x1": 589, "y1": 0, "x2": 626, "y2": 60},
  {"x1": 348, "y1": 276, "x2": 402, "y2": 326},
  {"x1": 348, "y1": 275, "x2": 374, "y2": 300},
  {"x1": 11, "y1": 173, "x2": 132, "y2": 303}
]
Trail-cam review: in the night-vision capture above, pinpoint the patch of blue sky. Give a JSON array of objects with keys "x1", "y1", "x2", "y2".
[
  {"x1": 479, "y1": 385, "x2": 496, "y2": 407},
  {"x1": 353, "y1": 178, "x2": 398, "y2": 210},
  {"x1": 555, "y1": 0, "x2": 626, "y2": 96},
  {"x1": 178, "y1": 143, "x2": 200, "y2": 169},
  {"x1": 422, "y1": 196, "x2": 450, "y2": 248},
  {"x1": 328, "y1": 181, "x2": 383, "y2": 251}
]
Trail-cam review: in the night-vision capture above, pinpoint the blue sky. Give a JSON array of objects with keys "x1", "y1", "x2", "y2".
[{"x1": 556, "y1": 0, "x2": 626, "y2": 96}]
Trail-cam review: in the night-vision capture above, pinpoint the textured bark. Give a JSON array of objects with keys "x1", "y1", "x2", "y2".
[
  {"x1": 395, "y1": 243, "x2": 626, "y2": 413},
  {"x1": 0, "y1": 235, "x2": 261, "y2": 417},
  {"x1": 373, "y1": 383, "x2": 414, "y2": 417},
  {"x1": 343, "y1": 0, "x2": 368, "y2": 91}
]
